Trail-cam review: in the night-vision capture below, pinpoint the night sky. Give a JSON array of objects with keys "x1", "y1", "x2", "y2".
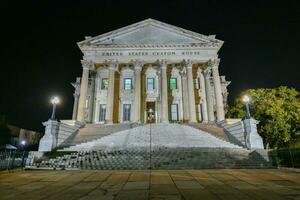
[{"x1": 0, "y1": 0, "x2": 299, "y2": 131}]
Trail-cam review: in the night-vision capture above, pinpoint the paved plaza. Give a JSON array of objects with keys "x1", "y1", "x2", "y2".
[{"x1": 0, "y1": 169, "x2": 300, "y2": 200}]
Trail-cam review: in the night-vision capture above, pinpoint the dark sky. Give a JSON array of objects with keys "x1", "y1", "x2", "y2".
[{"x1": 0, "y1": 0, "x2": 299, "y2": 131}]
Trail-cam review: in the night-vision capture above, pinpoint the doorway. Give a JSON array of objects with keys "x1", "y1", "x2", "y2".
[{"x1": 146, "y1": 102, "x2": 156, "y2": 123}]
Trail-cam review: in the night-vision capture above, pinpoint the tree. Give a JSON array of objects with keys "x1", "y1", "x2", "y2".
[
  {"x1": 0, "y1": 115, "x2": 11, "y2": 145},
  {"x1": 227, "y1": 86, "x2": 300, "y2": 149}
]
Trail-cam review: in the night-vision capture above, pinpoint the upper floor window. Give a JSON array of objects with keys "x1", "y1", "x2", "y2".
[
  {"x1": 101, "y1": 78, "x2": 108, "y2": 90},
  {"x1": 124, "y1": 78, "x2": 132, "y2": 90},
  {"x1": 170, "y1": 78, "x2": 177, "y2": 90},
  {"x1": 147, "y1": 78, "x2": 155, "y2": 90}
]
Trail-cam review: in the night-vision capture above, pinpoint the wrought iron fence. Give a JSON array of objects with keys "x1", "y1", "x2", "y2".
[
  {"x1": 268, "y1": 148, "x2": 300, "y2": 168},
  {"x1": 0, "y1": 150, "x2": 28, "y2": 170}
]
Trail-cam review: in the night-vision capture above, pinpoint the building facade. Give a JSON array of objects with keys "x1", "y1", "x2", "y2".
[{"x1": 72, "y1": 19, "x2": 230, "y2": 124}]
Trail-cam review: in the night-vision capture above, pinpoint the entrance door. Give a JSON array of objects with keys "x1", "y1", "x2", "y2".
[
  {"x1": 123, "y1": 104, "x2": 131, "y2": 122},
  {"x1": 99, "y1": 104, "x2": 106, "y2": 122},
  {"x1": 171, "y1": 104, "x2": 178, "y2": 121},
  {"x1": 146, "y1": 102, "x2": 156, "y2": 123}
]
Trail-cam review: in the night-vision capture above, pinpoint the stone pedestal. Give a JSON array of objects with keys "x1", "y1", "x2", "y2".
[
  {"x1": 38, "y1": 120, "x2": 60, "y2": 152},
  {"x1": 243, "y1": 118, "x2": 264, "y2": 150}
]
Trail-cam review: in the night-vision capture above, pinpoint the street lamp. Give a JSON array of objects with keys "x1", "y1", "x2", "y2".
[
  {"x1": 20, "y1": 140, "x2": 26, "y2": 146},
  {"x1": 147, "y1": 108, "x2": 154, "y2": 123},
  {"x1": 242, "y1": 95, "x2": 251, "y2": 119},
  {"x1": 20, "y1": 140, "x2": 26, "y2": 167},
  {"x1": 50, "y1": 96, "x2": 60, "y2": 120}
]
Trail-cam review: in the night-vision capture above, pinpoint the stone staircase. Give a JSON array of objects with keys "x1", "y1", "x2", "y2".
[
  {"x1": 189, "y1": 123, "x2": 229, "y2": 142},
  {"x1": 29, "y1": 123, "x2": 272, "y2": 169},
  {"x1": 59, "y1": 123, "x2": 133, "y2": 147}
]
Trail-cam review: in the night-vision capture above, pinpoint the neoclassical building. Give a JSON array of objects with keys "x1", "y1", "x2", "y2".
[{"x1": 71, "y1": 19, "x2": 230, "y2": 124}]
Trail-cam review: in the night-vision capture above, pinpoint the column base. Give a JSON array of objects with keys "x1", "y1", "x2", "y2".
[{"x1": 105, "y1": 120, "x2": 114, "y2": 125}]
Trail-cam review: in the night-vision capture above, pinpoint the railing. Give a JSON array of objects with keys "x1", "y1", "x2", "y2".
[
  {"x1": 0, "y1": 150, "x2": 28, "y2": 170},
  {"x1": 268, "y1": 148, "x2": 300, "y2": 168}
]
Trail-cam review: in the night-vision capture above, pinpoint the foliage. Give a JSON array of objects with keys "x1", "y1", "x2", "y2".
[
  {"x1": 0, "y1": 115, "x2": 11, "y2": 145},
  {"x1": 227, "y1": 86, "x2": 300, "y2": 149}
]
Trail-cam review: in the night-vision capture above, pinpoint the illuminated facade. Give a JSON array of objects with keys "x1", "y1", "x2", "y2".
[{"x1": 72, "y1": 19, "x2": 230, "y2": 124}]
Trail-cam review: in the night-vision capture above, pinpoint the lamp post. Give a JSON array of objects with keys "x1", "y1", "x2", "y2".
[
  {"x1": 20, "y1": 140, "x2": 26, "y2": 167},
  {"x1": 243, "y1": 95, "x2": 251, "y2": 119},
  {"x1": 50, "y1": 96, "x2": 60, "y2": 120},
  {"x1": 147, "y1": 108, "x2": 154, "y2": 170}
]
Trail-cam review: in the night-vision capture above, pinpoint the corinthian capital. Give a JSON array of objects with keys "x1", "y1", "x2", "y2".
[
  {"x1": 207, "y1": 58, "x2": 220, "y2": 69},
  {"x1": 81, "y1": 60, "x2": 94, "y2": 70},
  {"x1": 131, "y1": 59, "x2": 144, "y2": 70},
  {"x1": 104, "y1": 60, "x2": 119, "y2": 70},
  {"x1": 157, "y1": 59, "x2": 168, "y2": 69},
  {"x1": 203, "y1": 68, "x2": 212, "y2": 77},
  {"x1": 183, "y1": 59, "x2": 194, "y2": 68}
]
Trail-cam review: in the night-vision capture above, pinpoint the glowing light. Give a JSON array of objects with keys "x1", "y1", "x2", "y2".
[
  {"x1": 51, "y1": 96, "x2": 60, "y2": 105},
  {"x1": 243, "y1": 95, "x2": 250, "y2": 103}
]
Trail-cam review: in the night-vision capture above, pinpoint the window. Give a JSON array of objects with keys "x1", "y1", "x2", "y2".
[
  {"x1": 124, "y1": 78, "x2": 132, "y2": 90},
  {"x1": 123, "y1": 104, "x2": 131, "y2": 121},
  {"x1": 101, "y1": 78, "x2": 108, "y2": 90},
  {"x1": 170, "y1": 78, "x2": 177, "y2": 90},
  {"x1": 147, "y1": 78, "x2": 155, "y2": 90},
  {"x1": 171, "y1": 104, "x2": 178, "y2": 121}
]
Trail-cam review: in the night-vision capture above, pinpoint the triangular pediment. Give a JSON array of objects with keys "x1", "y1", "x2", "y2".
[{"x1": 78, "y1": 19, "x2": 223, "y2": 48}]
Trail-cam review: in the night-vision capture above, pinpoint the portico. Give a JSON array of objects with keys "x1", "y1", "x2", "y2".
[{"x1": 73, "y1": 19, "x2": 230, "y2": 124}]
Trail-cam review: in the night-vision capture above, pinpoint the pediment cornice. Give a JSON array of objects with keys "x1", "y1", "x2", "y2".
[{"x1": 78, "y1": 19, "x2": 223, "y2": 50}]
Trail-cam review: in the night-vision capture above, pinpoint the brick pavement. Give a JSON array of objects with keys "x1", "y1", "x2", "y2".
[{"x1": 0, "y1": 169, "x2": 299, "y2": 200}]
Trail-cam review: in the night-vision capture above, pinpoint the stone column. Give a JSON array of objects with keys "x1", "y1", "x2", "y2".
[
  {"x1": 71, "y1": 77, "x2": 81, "y2": 120},
  {"x1": 133, "y1": 60, "x2": 143, "y2": 123},
  {"x1": 211, "y1": 59, "x2": 225, "y2": 121},
  {"x1": 105, "y1": 61, "x2": 118, "y2": 124},
  {"x1": 186, "y1": 60, "x2": 197, "y2": 123},
  {"x1": 181, "y1": 68, "x2": 189, "y2": 121},
  {"x1": 160, "y1": 60, "x2": 169, "y2": 123},
  {"x1": 77, "y1": 60, "x2": 92, "y2": 122},
  {"x1": 204, "y1": 68, "x2": 215, "y2": 122},
  {"x1": 199, "y1": 69, "x2": 208, "y2": 122},
  {"x1": 87, "y1": 74, "x2": 96, "y2": 123}
]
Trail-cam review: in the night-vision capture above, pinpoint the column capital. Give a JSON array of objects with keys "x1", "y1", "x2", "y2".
[
  {"x1": 183, "y1": 59, "x2": 194, "y2": 68},
  {"x1": 157, "y1": 59, "x2": 168, "y2": 69},
  {"x1": 131, "y1": 60, "x2": 144, "y2": 70},
  {"x1": 104, "y1": 60, "x2": 119, "y2": 70},
  {"x1": 207, "y1": 58, "x2": 220, "y2": 69},
  {"x1": 81, "y1": 60, "x2": 93, "y2": 70},
  {"x1": 203, "y1": 67, "x2": 212, "y2": 76}
]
